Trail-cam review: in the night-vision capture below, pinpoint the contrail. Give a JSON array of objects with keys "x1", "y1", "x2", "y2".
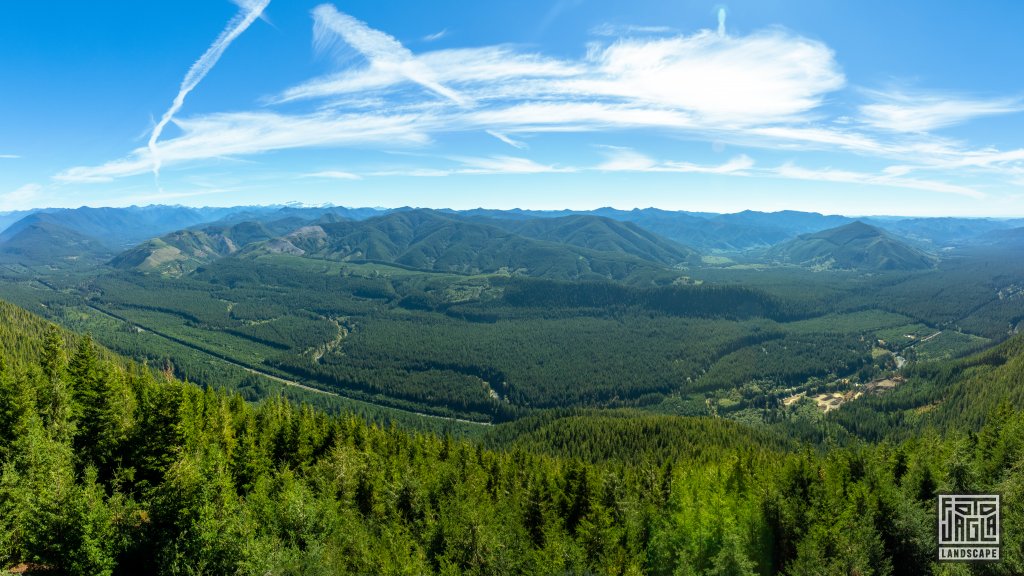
[
  {"x1": 311, "y1": 4, "x2": 470, "y2": 106},
  {"x1": 717, "y1": 7, "x2": 727, "y2": 37},
  {"x1": 148, "y1": 0, "x2": 270, "y2": 183},
  {"x1": 486, "y1": 130, "x2": 528, "y2": 149}
]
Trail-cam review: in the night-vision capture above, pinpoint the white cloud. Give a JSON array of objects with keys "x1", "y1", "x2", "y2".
[
  {"x1": 303, "y1": 170, "x2": 362, "y2": 180},
  {"x1": 62, "y1": 8, "x2": 845, "y2": 185},
  {"x1": 280, "y1": 9, "x2": 842, "y2": 126},
  {"x1": 453, "y1": 155, "x2": 570, "y2": 174},
  {"x1": 590, "y1": 23, "x2": 674, "y2": 37},
  {"x1": 882, "y1": 165, "x2": 914, "y2": 177},
  {"x1": 747, "y1": 125, "x2": 894, "y2": 155},
  {"x1": 744, "y1": 125, "x2": 993, "y2": 167},
  {"x1": 663, "y1": 155, "x2": 754, "y2": 174},
  {"x1": 596, "y1": 146, "x2": 657, "y2": 171},
  {"x1": 278, "y1": 45, "x2": 581, "y2": 104},
  {"x1": 486, "y1": 130, "x2": 528, "y2": 149},
  {"x1": 0, "y1": 183, "x2": 42, "y2": 210},
  {"x1": 369, "y1": 155, "x2": 571, "y2": 177},
  {"x1": 57, "y1": 111, "x2": 431, "y2": 183},
  {"x1": 369, "y1": 168, "x2": 451, "y2": 178},
  {"x1": 860, "y1": 90, "x2": 1023, "y2": 133},
  {"x1": 466, "y1": 102, "x2": 696, "y2": 132},
  {"x1": 149, "y1": 0, "x2": 270, "y2": 180},
  {"x1": 924, "y1": 147, "x2": 1024, "y2": 170},
  {"x1": 746, "y1": 126, "x2": 1024, "y2": 178},
  {"x1": 53, "y1": 3, "x2": 1024, "y2": 204},
  {"x1": 565, "y1": 30, "x2": 844, "y2": 123},
  {"x1": 423, "y1": 29, "x2": 447, "y2": 42},
  {"x1": 0, "y1": 154, "x2": 20, "y2": 159},
  {"x1": 596, "y1": 146, "x2": 753, "y2": 174},
  {"x1": 773, "y1": 163, "x2": 983, "y2": 198},
  {"x1": 308, "y1": 4, "x2": 469, "y2": 106}
]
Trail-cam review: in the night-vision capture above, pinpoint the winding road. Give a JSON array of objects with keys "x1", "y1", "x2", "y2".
[{"x1": 80, "y1": 301, "x2": 491, "y2": 427}]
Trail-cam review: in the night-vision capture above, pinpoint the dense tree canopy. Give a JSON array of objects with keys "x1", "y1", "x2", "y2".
[{"x1": 0, "y1": 301, "x2": 1021, "y2": 574}]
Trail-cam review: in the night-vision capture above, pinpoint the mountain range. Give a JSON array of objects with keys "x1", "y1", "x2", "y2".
[
  {"x1": 4, "y1": 203, "x2": 1023, "y2": 274},
  {"x1": 0, "y1": 213, "x2": 112, "y2": 265},
  {"x1": 112, "y1": 210, "x2": 699, "y2": 281}
]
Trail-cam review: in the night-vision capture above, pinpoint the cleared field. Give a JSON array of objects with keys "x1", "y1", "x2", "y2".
[
  {"x1": 782, "y1": 309, "x2": 915, "y2": 334},
  {"x1": 914, "y1": 330, "x2": 991, "y2": 359}
]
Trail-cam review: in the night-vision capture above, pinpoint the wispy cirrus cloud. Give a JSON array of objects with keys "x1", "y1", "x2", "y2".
[
  {"x1": 465, "y1": 102, "x2": 696, "y2": 133},
  {"x1": 277, "y1": 45, "x2": 580, "y2": 104},
  {"x1": 368, "y1": 155, "x2": 571, "y2": 177},
  {"x1": 60, "y1": 6, "x2": 843, "y2": 184},
  {"x1": 307, "y1": 4, "x2": 469, "y2": 106},
  {"x1": 453, "y1": 155, "x2": 572, "y2": 174},
  {"x1": 744, "y1": 124, "x2": 1024, "y2": 177},
  {"x1": 55, "y1": 3, "x2": 1024, "y2": 205},
  {"x1": 384, "y1": 148, "x2": 753, "y2": 178},
  {"x1": 303, "y1": 170, "x2": 362, "y2": 180},
  {"x1": 596, "y1": 146, "x2": 753, "y2": 174},
  {"x1": 282, "y1": 15, "x2": 842, "y2": 125},
  {"x1": 596, "y1": 146, "x2": 657, "y2": 171},
  {"x1": 773, "y1": 163, "x2": 983, "y2": 198},
  {"x1": 423, "y1": 29, "x2": 447, "y2": 42},
  {"x1": 591, "y1": 145, "x2": 984, "y2": 198},
  {"x1": 590, "y1": 23, "x2": 674, "y2": 37},
  {"x1": 486, "y1": 130, "x2": 528, "y2": 149},
  {"x1": 0, "y1": 154, "x2": 20, "y2": 159},
  {"x1": 860, "y1": 90, "x2": 1024, "y2": 133},
  {"x1": 57, "y1": 111, "x2": 430, "y2": 183},
  {"x1": 664, "y1": 155, "x2": 755, "y2": 174},
  {"x1": 148, "y1": 0, "x2": 271, "y2": 181},
  {"x1": 0, "y1": 183, "x2": 42, "y2": 210}
]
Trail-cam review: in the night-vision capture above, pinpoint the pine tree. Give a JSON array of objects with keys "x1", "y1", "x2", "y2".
[
  {"x1": 70, "y1": 336, "x2": 132, "y2": 474},
  {"x1": 524, "y1": 474, "x2": 547, "y2": 547},
  {"x1": 355, "y1": 465, "x2": 376, "y2": 517},
  {"x1": 0, "y1": 358, "x2": 30, "y2": 459},
  {"x1": 706, "y1": 529, "x2": 757, "y2": 576},
  {"x1": 561, "y1": 460, "x2": 591, "y2": 535},
  {"x1": 36, "y1": 328, "x2": 76, "y2": 443},
  {"x1": 39, "y1": 326, "x2": 65, "y2": 383}
]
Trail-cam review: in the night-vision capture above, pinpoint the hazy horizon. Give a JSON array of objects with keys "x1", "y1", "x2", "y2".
[{"x1": 3, "y1": 201, "x2": 1024, "y2": 221}]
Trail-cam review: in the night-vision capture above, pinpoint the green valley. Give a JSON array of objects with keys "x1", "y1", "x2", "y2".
[{"x1": 0, "y1": 205, "x2": 1023, "y2": 575}]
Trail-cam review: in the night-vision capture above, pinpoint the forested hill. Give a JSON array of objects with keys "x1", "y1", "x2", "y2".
[
  {"x1": 0, "y1": 298, "x2": 1023, "y2": 574},
  {"x1": 112, "y1": 209, "x2": 698, "y2": 281},
  {"x1": 0, "y1": 216, "x2": 113, "y2": 265},
  {"x1": 469, "y1": 214, "x2": 701, "y2": 266},
  {"x1": 766, "y1": 221, "x2": 937, "y2": 271},
  {"x1": 108, "y1": 220, "x2": 284, "y2": 275}
]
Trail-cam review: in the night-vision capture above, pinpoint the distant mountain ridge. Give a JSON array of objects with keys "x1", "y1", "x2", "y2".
[
  {"x1": 112, "y1": 209, "x2": 700, "y2": 281},
  {"x1": 766, "y1": 221, "x2": 937, "y2": 271},
  {"x1": 4, "y1": 203, "x2": 1021, "y2": 271},
  {"x1": 465, "y1": 213, "x2": 699, "y2": 266},
  {"x1": 0, "y1": 206, "x2": 251, "y2": 249},
  {"x1": 971, "y1": 225, "x2": 1024, "y2": 248},
  {"x1": 0, "y1": 215, "x2": 112, "y2": 265},
  {"x1": 452, "y1": 207, "x2": 855, "y2": 251}
]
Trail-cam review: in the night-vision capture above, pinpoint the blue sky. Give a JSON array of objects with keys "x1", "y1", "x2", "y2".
[{"x1": 2, "y1": 1, "x2": 1024, "y2": 216}]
